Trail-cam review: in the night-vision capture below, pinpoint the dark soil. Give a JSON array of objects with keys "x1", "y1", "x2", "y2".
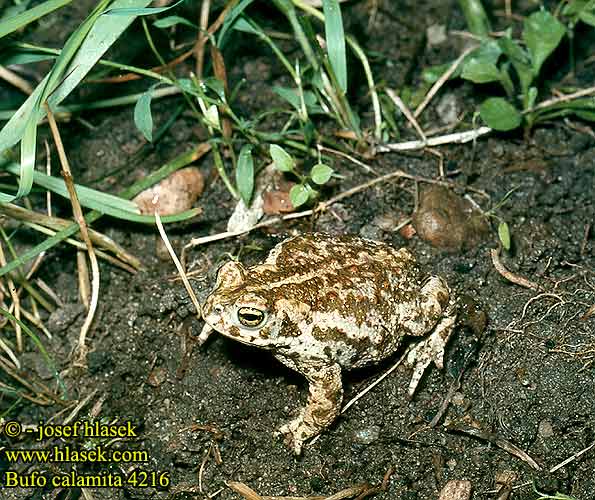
[{"x1": 1, "y1": 2, "x2": 594, "y2": 500}]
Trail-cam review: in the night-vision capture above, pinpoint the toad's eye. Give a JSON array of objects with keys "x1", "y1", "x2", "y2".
[{"x1": 237, "y1": 307, "x2": 266, "y2": 328}]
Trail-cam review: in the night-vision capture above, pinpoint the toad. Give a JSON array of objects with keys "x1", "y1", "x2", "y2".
[{"x1": 199, "y1": 233, "x2": 456, "y2": 454}]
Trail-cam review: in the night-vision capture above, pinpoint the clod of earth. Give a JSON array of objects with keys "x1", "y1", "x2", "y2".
[
  {"x1": 134, "y1": 167, "x2": 204, "y2": 215},
  {"x1": 412, "y1": 186, "x2": 489, "y2": 251}
]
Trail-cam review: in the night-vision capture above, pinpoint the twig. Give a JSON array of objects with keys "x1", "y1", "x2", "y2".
[
  {"x1": 414, "y1": 46, "x2": 476, "y2": 119},
  {"x1": 549, "y1": 441, "x2": 595, "y2": 473},
  {"x1": 0, "y1": 202, "x2": 142, "y2": 270},
  {"x1": 19, "y1": 307, "x2": 52, "y2": 340},
  {"x1": 0, "y1": 337, "x2": 20, "y2": 369},
  {"x1": 386, "y1": 89, "x2": 426, "y2": 141},
  {"x1": 24, "y1": 221, "x2": 138, "y2": 274},
  {"x1": 447, "y1": 425, "x2": 541, "y2": 470},
  {"x1": 0, "y1": 241, "x2": 22, "y2": 351},
  {"x1": 0, "y1": 65, "x2": 33, "y2": 95},
  {"x1": 185, "y1": 168, "x2": 487, "y2": 252},
  {"x1": 342, "y1": 349, "x2": 410, "y2": 415},
  {"x1": 490, "y1": 249, "x2": 540, "y2": 291},
  {"x1": 377, "y1": 126, "x2": 491, "y2": 152},
  {"x1": 528, "y1": 85, "x2": 595, "y2": 113},
  {"x1": 318, "y1": 145, "x2": 376, "y2": 173},
  {"x1": 520, "y1": 293, "x2": 564, "y2": 323},
  {"x1": 195, "y1": 0, "x2": 211, "y2": 78},
  {"x1": 154, "y1": 209, "x2": 202, "y2": 319},
  {"x1": 62, "y1": 389, "x2": 99, "y2": 425},
  {"x1": 46, "y1": 107, "x2": 99, "y2": 367},
  {"x1": 77, "y1": 251, "x2": 91, "y2": 310}
]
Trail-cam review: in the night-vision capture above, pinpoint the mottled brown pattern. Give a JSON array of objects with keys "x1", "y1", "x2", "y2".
[{"x1": 200, "y1": 233, "x2": 456, "y2": 454}]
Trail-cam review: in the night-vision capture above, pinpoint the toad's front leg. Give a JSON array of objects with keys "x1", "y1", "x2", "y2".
[{"x1": 275, "y1": 360, "x2": 342, "y2": 455}]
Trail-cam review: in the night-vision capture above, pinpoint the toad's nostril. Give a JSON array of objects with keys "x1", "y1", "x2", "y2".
[{"x1": 213, "y1": 304, "x2": 223, "y2": 314}]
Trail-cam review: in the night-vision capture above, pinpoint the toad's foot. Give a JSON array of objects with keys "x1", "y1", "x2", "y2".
[
  {"x1": 198, "y1": 323, "x2": 214, "y2": 346},
  {"x1": 406, "y1": 303, "x2": 456, "y2": 397},
  {"x1": 274, "y1": 362, "x2": 343, "y2": 455}
]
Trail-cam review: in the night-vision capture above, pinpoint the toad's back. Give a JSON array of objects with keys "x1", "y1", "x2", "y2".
[{"x1": 241, "y1": 234, "x2": 426, "y2": 366}]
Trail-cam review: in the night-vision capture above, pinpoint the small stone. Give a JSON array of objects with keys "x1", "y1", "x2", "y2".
[
  {"x1": 353, "y1": 425, "x2": 381, "y2": 445},
  {"x1": 263, "y1": 189, "x2": 294, "y2": 214},
  {"x1": 359, "y1": 223, "x2": 383, "y2": 241},
  {"x1": 372, "y1": 213, "x2": 399, "y2": 232},
  {"x1": 495, "y1": 470, "x2": 517, "y2": 487},
  {"x1": 47, "y1": 303, "x2": 85, "y2": 334},
  {"x1": 436, "y1": 93, "x2": 459, "y2": 125},
  {"x1": 20, "y1": 352, "x2": 55, "y2": 380},
  {"x1": 538, "y1": 419, "x2": 554, "y2": 438},
  {"x1": 133, "y1": 167, "x2": 204, "y2": 215},
  {"x1": 147, "y1": 367, "x2": 168, "y2": 387},
  {"x1": 399, "y1": 223, "x2": 417, "y2": 240},
  {"x1": 427, "y1": 24, "x2": 447, "y2": 46},
  {"x1": 437, "y1": 480, "x2": 472, "y2": 500},
  {"x1": 412, "y1": 186, "x2": 489, "y2": 252},
  {"x1": 243, "y1": 59, "x2": 272, "y2": 81}
]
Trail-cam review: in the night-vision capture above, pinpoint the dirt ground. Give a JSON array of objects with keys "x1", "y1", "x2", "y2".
[{"x1": 1, "y1": 1, "x2": 594, "y2": 499}]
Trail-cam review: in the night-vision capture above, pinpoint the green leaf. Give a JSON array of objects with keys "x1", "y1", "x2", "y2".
[
  {"x1": 527, "y1": 86, "x2": 538, "y2": 110},
  {"x1": 471, "y1": 39, "x2": 503, "y2": 64},
  {"x1": 579, "y1": 9, "x2": 595, "y2": 27},
  {"x1": 498, "y1": 221, "x2": 511, "y2": 250},
  {"x1": 105, "y1": 0, "x2": 186, "y2": 16},
  {"x1": 310, "y1": 163, "x2": 333, "y2": 185},
  {"x1": 289, "y1": 184, "x2": 309, "y2": 208},
  {"x1": 204, "y1": 105, "x2": 220, "y2": 130},
  {"x1": 422, "y1": 63, "x2": 453, "y2": 84},
  {"x1": 461, "y1": 59, "x2": 502, "y2": 83},
  {"x1": 153, "y1": 15, "x2": 197, "y2": 29},
  {"x1": 323, "y1": 0, "x2": 347, "y2": 93},
  {"x1": 459, "y1": 42, "x2": 505, "y2": 86},
  {"x1": 5, "y1": 162, "x2": 139, "y2": 213},
  {"x1": 218, "y1": 0, "x2": 256, "y2": 47},
  {"x1": 479, "y1": 97, "x2": 522, "y2": 131},
  {"x1": 273, "y1": 86, "x2": 301, "y2": 110},
  {"x1": 498, "y1": 36, "x2": 533, "y2": 95},
  {"x1": 273, "y1": 86, "x2": 324, "y2": 114},
  {"x1": 4, "y1": 162, "x2": 189, "y2": 223},
  {"x1": 0, "y1": 0, "x2": 73, "y2": 39},
  {"x1": 1, "y1": 50, "x2": 55, "y2": 66},
  {"x1": 236, "y1": 145, "x2": 254, "y2": 206},
  {"x1": 457, "y1": 0, "x2": 491, "y2": 37},
  {"x1": 523, "y1": 10, "x2": 566, "y2": 76},
  {"x1": 0, "y1": 0, "x2": 153, "y2": 204},
  {"x1": 203, "y1": 77, "x2": 226, "y2": 102},
  {"x1": 134, "y1": 89, "x2": 154, "y2": 142},
  {"x1": 230, "y1": 16, "x2": 260, "y2": 35},
  {"x1": 575, "y1": 109, "x2": 595, "y2": 121},
  {"x1": 270, "y1": 144, "x2": 295, "y2": 172},
  {"x1": 0, "y1": 307, "x2": 66, "y2": 396}
]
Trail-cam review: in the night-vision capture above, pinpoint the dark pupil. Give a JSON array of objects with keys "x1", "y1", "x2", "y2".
[{"x1": 238, "y1": 308, "x2": 264, "y2": 327}]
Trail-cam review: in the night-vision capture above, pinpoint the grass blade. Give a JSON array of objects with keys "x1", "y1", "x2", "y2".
[
  {"x1": 0, "y1": 146, "x2": 206, "y2": 278},
  {"x1": 5, "y1": 163, "x2": 197, "y2": 223},
  {"x1": 457, "y1": 0, "x2": 491, "y2": 37},
  {"x1": 134, "y1": 88, "x2": 154, "y2": 142},
  {"x1": 0, "y1": 307, "x2": 66, "y2": 397},
  {"x1": 0, "y1": 0, "x2": 153, "y2": 204},
  {"x1": 105, "y1": 0, "x2": 186, "y2": 16},
  {"x1": 0, "y1": 0, "x2": 73, "y2": 39},
  {"x1": 236, "y1": 145, "x2": 254, "y2": 205},
  {"x1": 323, "y1": 0, "x2": 347, "y2": 93},
  {"x1": 218, "y1": 0, "x2": 254, "y2": 47}
]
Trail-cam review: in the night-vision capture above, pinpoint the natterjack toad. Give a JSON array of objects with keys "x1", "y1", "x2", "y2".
[{"x1": 199, "y1": 233, "x2": 456, "y2": 454}]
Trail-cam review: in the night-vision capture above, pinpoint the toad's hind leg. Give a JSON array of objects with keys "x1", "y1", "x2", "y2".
[
  {"x1": 406, "y1": 300, "x2": 456, "y2": 397},
  {"x1": 275, "y1": 359, "x2": 342, "y2": 455}
]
